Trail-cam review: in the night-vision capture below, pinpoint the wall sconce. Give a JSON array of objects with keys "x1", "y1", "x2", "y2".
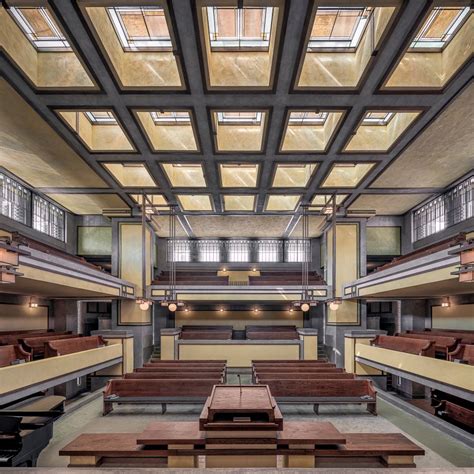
[
  {"x1": 136, "y1": 299, "x2": 152, "y2": 311},
  {"x1": 29, "y1": 297, "x2": 38, "y2": 308},
  {"x1": 328, "y1": 299, "x2": 342, "y2": 311},
  {"x1": 441, "y1": 297, "x2": 450, "y2": 308}
]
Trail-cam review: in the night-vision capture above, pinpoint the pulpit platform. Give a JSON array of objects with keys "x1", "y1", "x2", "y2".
[{"x1": 59, "y1": 385, "x2": 424, "y2": 469}]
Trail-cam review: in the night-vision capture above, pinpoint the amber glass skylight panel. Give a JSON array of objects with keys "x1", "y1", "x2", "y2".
[
  {"x1": 206, "y1": 7, "x2": 273, "y2": 50},
  {"x1": 223, "y1": 195, "x2": 256, "y2": 211},
  {"x1": 288, "y1": 111, "x2": 328, "y2": 125},
  {"x1": 177, "y1": 194, "x2": 213, "y2": 211},
  {"x1": 104, "y1": 163, "x2": 155, "y2": 187},
  {"x1": 84, "y1": 111, "x2": 117, "y2": 124},
  {"x1": 308, "y1": 7, "x2": 373, "y2": 50},
  {"x1": 272, "y1": 164, "x2": 318, "y2": 188},
  {"x1": 220, "y1": 164, "x2": 259, "y2": 188},
  {"x1": 150, "y1": 111, "x2": 191, "y2": 124},
  {"x1": 321, "y1": 163, "x2": 374, "y2": 188},
  {"x1": 162, "y1": 164, "x2": 206, "y2": 187},
  {"x1": 362, "y1": 112, "x2": 394, "y2": 126},
  {"x1": 410, "y1": 7, "x2": 471, "y2": 50},
  {"x1": 217, "y1": 112, "x2": 262, "y2": 125},
  {"x1": 107, "y1": 7, "x2": 172, "y2": 51},
  {"x1": 9, "y1": 7, "x2": 71, "y2": 50},
  {"x1": 311, "y1": 194, "x2": 348, "y2": 208},
  {"x1": 265, "y1": 195, "x2": 301, "y2": 211}
]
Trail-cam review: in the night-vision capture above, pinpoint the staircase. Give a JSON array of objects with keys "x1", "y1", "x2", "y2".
[
  {"x1": 151, "y1": 345, "x2": 161, "y2": 361},
  {"x1": 317, "y1": 344, "x2": 327, "y2": 360}
]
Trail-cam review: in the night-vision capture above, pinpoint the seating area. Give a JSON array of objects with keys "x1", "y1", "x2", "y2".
[
  {"x1": 245, "y1": 325, "x2": 299, "y2": 340},
  {"x1": 103, "y1": 360, "x2": 227, "y2": 415},
  {"x1": 371, "y1": 335, "x2": 436, "y2": 357},
  {"x1": 153, "y1": 271, "x2": 229, "y2": 286},
  {"x1": 249, "y1": 271, "x2": 325, "y2": 286},
  {"x1": 179, "y1": 326, "x2": 232, "y2": 340},
  {"x1": 253, "y1": 360, "x2": 376, "y2": 415}
]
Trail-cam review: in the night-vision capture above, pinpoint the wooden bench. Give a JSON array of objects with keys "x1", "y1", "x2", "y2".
[
  {"x1": 371, "y1": 335, "x2": 435, "y2": 357},
  {"x1": 409, "y1": 330, "x2": 474, "y2": 345},
  {"x1": 103, "y1": 379, "x2": 220, "y2": 415},
  {"x1": 20, "y1": 334, "x2": 81, "y2": 359},
  {"x1": 59, "y1": 422, "x2": 423, "y2": 468},
  {"x1": 0, "y1": 344, "x2": 31, "y2": 367},
  {"x1": 397, "y1": 332, "x2": 459, "y2": 358},
  {"x1": 255, "y1": 373, "x2": 355, "y2": 382},
  {"x1": 180, "y1": 331, "x2": 232, "y2": 340},
  {"x1": 146, "y1": 361, "x2": 226, "y2": 369},
  {"x1": 0, "y1": 331, "x2": 71, "y2": 346},
  {"x1": 181, "y1": 325, "x2": 233, "y2": 331},
  {"x1": 44, "y1": 335, "x2": 107, "y2": 357},
  {"x1": 259, "y1": 379, "x2": 377, "y2": 415},
  {"x1": 125, "y1": 371, "x2": 225, "y2": 381},
  {"x1": 434, "y1": 400, "x2": 474, "y2": 432},
  {"x1": 448, "y1": 344, "x2": 474, "y2": 365},
  {"x1": 254, "y1": 359, "x2": 328, "y2": 363}
]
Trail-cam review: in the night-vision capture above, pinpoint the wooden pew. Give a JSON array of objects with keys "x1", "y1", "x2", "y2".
[
  {"x1": 409, "y1": 330, "x2": 474, "y2": 345},
  {"x1": 253, "y1": 367, "x2": 343, "y2": 373},
  {"x1": 0, "y1": 331, "x2": 71, "y2": 346},
  {"x1": 103, "y1": 379, "x2": 220, "y2": 415},
  {"x1": 448, "y1": 344, "x2": 474, "y2": 365},
  {"x1": 246, "y1": 326, "x2": 299, "y2": 340},
  {"x1": 371, "y1": 335, "x2": 435, "y2": 357},
  {"x1": 125, "y1": 372, "x2": 225, "y2": 381},
  {"x1": 259, "y1": 379, "x2": 377, "y2": 415},
  {"x1": 180, "y1": 331, "x2": 232, "y2": 340},
  {"x1": 20, "y1": 334, "x2": 81, "y2": 359},
  {"x1": 254, "y1": 359, "x2": 328, "y2": 363},
  {"x1": 44, "y1": 336, "x2": 107, "y2": 357},
  {"x1": 0, "y1": 344, "x2": 31, "y2": 367},
  {"x1": 434, "y1": 400, "x2": 474, "y2": 433},
  {"x1": 256, "y1": 373, "x2": 355, "y2": 382},
  {"x1": 396, "y1": 333, "x2": 459, "y2": 358},
  {"x1": 181, "y1": 325, "x2": 233, "y2": 331},
  {"x1": 146, "y1": 359, "x2": 226, "y2": 364}
]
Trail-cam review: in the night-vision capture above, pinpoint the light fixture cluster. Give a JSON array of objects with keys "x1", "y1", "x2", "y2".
[
  {"x1": 136, "y1": 298, "x2": 153, "y2": 311},
  {"x1": 160, "y1": 300, "x2": 184, "y2": 312},
  {"x1": 327, "y1": 299, "x2": 342, "y2": 311},
  {"x1": 441, "y1": 297, "x2": 451, "y2": 308},
  {"x1": 0, "y1": 241, "x2": 26, "y2": 284},
  {"x1": 292, "y1": 301, "x2": 316, "y2": 312},
  {"x1": 29, "y1": 297, "x2": 38, "y2": 308}
]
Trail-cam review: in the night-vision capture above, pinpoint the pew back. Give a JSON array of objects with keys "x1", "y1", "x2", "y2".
[
  {"x1": 104, "y1": 379, "x2": 219, "y2": 397},
  {"x1": 44, "y1": 336, "x2": 107, "y2": 357},
  {"x1": 371, "y1": 335, "x2": 435, "y2": 357},
  {"x1": 0, "y1": 344, "x2": 31, "y2": 367}
]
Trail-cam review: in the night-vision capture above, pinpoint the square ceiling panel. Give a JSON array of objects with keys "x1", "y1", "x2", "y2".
[
  {"x1": 103, "y1": 163, "x2": 156, "y2": 187},
  {"x1": 196, "y1": 1, "x2": 284, "y2": 90},
  {"x1": 265, "y1": 194, "x2": 302, "y2": 211},
  {"x1": 161, "y1": 163, "x2": 206, "y2": 187},
  {"x1": 56, "y1": 110, "x2": 135, "y2": 152},
  {"x1": 344, "y1": 111, "x2": 421, "y2": 152},
  {"x1": 130, "y1": 193, "x2": 168, "y2": 206},
  {"x1": 383, "y1": 5, "x2": 472, "y2": 90},
  {"x1": 348, "y1": 193, "x2": 432, "y2": 215},
  {"x1": 321, "y1": 163, "x2": 375, "y2": 188},
  {"x1": 372, "y1": 84, "x2": 474, "y2": 188},
  {"x1": 80, "y1": 2, "x2": 184, "y2": 90},
  {"x1": 1, "y1": 6, "x2": 96, "y2": 89},
  {"x1": 272, "y1": 163, "x2": 318, "y2": 188},
  {"x1": 212, "y1": 110, "x2": 268, "y2": 152},
  {"x1": 310, "y1": 194, "x2": 349, "y2": 209},
  {"x1": 295, "y1": 3, "x2": 398, "y2": 90},
  {"x1": 46, "y1": 193, "x2": 129, "y2": 215},
  {"x1": 177, "y1": 194, "x2": 213, "y2": 211},
  {"x1": 134, "y1": 110, "x2": 199, "y2": 152},
  {"x1": 280, "y1": 110, "x2": 344, "y2": 152},
  {"x1": 220, "y1": 163, "x2": 259, "y2": 188},
  {"x1": 223, "y1": 195, "x2": 256, "y2": 212}
]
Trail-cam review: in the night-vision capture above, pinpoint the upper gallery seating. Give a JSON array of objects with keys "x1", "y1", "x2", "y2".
[
  {"x1": 179, "y1": 326, "x2": 233, "y2": 340},
  {"x1": 252, "y1": 360, "x2": 376, "y2": 414},
  {"x1": 431, "y1": 390, "x2": 474, "y2": 433},
  {"x1": 245, "y1": 325, "x2": 299, "y2": 340},
  {"x1": 409, "y1": 329, "x2": 474, "y2": 345},
  {"x1": 396, "y1": 332, "x2": 460, "y2": 358},
  {"x1": 44, "y1": 336, "x2": 108, "y2": 357},
  {"x1": 20, "y1": 334, "x2": 82, "y2": 359},
  {"x1": 375, "y1": 233, "x2": 466, "y2": 272},
  {"x1": 153, "y1": 271, "x2": 229, "y2": 286},
  {"x1": 249, "y1": 271, "x2": 325, "y2": 286},
  {"x1": 0, "y1": 344, "x2": 31, "y2": 367},
  {"x1": 13, "y1": 232, "x2": 104, "y2": 272},
  {"x1": 371, "y1": 335, "x2": 436, "y2": 357},
  {"x1": 0, "y1": 331, "x2": 71, "y2": 346},
  {"x1": 103, "y1": 360, "x2": 227, "y2": 415},
  {"x1": 448, "y1": 344, "x2": 474, "y2": 365}
]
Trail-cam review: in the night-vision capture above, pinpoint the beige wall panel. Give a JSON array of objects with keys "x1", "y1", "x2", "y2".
[
  {"x1": 432, "y1": 304, "x2": 474, "y2": 330},
  {"x1": 366, "y1": 227, "x2": 401, "y2": 256},
  {"x1": 176, "y1": 310, "x2": 303, "y2": 330},
  {"x1": 335, "y1": 224, "x2": 359, "y2": 297},
  {"x1": 78, "y1": 227, "x2": 112, "y2": 256},
  {"x1": 302, "y1": 335, "x2": 318, "y2": 360},
  {"x1": 372, "y1": 84, "x2": 474, "y2": 188},
  {"x1": 161, "y1": 334, "x2": 177, "y2": 360},
  {"x1": 0, "y1": 303, "x2": 47, "y2": 331},
  {"x1": 0, "y1": 344, "x2": 122, "y2": 395},
  {"x1": 0, "y1": 79, "x2": 105, "y2": 188},
  {"x1": 344, "y1": 337, "x2": 382, "y2": 374},
  {"x1": 85, "y1": 7, "x2": 182, "y2": 88},
  {"x1": 327, "y1": 300, "x2": 359, "y2": 324},
  {"x1": 118, "y1": 299, "x2": 151, "y2": 326},
  {"x1": 179, "y1": 343, "x2": 300, "y2": 367},
  {"x1": 356, "y1": 343, "x2": 474, "y2": 391}
]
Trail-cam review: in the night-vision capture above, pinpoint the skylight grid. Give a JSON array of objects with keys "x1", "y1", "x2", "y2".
[
  {"x1": 362, "y1": 112, "x2": 394, "y2": 126},
  {"x1": 107, "y1": 7, "x2": 172, "y2": 51},
  {"x1": 150, "y1": 111, "x2": 191, "y2": 124},
  {"x1": 9, "y1": 7, "x2": 71, "y2": 51},
  {"x1": 288, "y1": 111, "x2": 329, "y2": 125},
  {"x1": 84, "y1": 111, "x2": 117, "y2": 125},
  {"x1": 410, "y1": 7, "x2": 471, "y2": 50},
  {"x1": 308, "y1": 7, "x2": 373, "y2": 50},
  {"x1": 206, "y1": 6, "x2": 273, "y2": 50},
  {"x1": 217, "y1": 112, "x2": 262, "y2": 125}
]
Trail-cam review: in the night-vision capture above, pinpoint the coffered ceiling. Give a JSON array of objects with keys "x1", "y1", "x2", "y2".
[{"x1": 0, "y1": 0, "x2": 472, "y2": 239}]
